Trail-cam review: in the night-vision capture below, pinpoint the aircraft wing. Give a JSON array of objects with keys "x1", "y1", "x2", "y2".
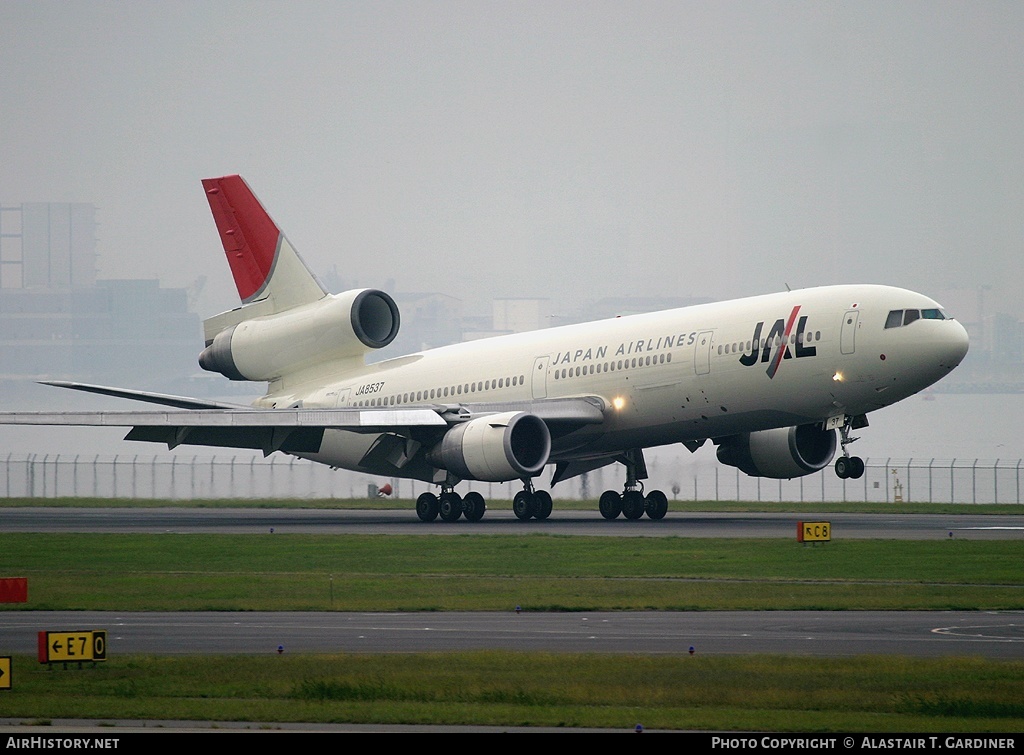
[
  {"x1": 434, "y1": 397, "x2": 605, "y2": 429},
  {"x1": 0, "y1": 390, "x2": 605, "y2": 456},
  {"x1": 0, "y1": 407, "x2": 449, "y2": 429},
  {"x1": 0, "y1": 406, "x2": 449, "y2": 456}
]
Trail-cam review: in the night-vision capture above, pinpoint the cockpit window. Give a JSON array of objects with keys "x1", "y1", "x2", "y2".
[{"x1": 886, "y1": 307, "x2": 949, "y2": 329}]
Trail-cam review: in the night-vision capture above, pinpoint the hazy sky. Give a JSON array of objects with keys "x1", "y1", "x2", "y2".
[{"x1": 2, "y1": 1, "x2": 1021, "y2": 319}]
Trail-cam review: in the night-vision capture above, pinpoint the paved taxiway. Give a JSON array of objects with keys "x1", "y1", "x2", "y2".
[{"x1": 3, "y1": 610, "x2": 1024, "y2": 659}]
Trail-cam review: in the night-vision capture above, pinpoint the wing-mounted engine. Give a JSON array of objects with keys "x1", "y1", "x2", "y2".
[
  {"x1": 716, "y1": 423, "x2": 836, "y2": 479},
  {"x1": 427, "y1": 411, "x2": 551, "y2": 482},
  {"x1": 199, "y1": 288, "x2": 400, "y2": 382}
]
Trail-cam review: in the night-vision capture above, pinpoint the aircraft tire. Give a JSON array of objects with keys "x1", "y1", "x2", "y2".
[
  {"x1": 849, "y1": 456, "x2": 865, "y2": 479},
  {"x1": 439, "y1": 492, "x2": 463, "y2": 522},
  {"x1": 533, "y1": 490, "x2": 553, "y2": 520},
  {"x1": 835, "y1": 457, "x2": 850, "y2": 479},
  {"x1": 513, "y1": 491, "x2": 534, "y2": 520},
  {"x1": 645, "y1": 490, "x2": 669, "y2": 520},
  {"x1": 622, "y1": 490, "x2": 646, "y2": 520},
  {"x1": 463, "y1": 491, "x2": 486, "y2": 522},
  {"x1": 598, "y1": 490, "x2": 622, "y2": 520},
  {"x1": 416, "y1": 492, "x2": 439, "y2": 522}
]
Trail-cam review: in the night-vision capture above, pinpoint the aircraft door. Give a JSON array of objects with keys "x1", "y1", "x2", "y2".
[
  {"x1": 694, "y1": 331, "x2": 713, "y2": 375},
  {"x1": 532, "y1": 356, "x2": 550, "y2": 399},
  {"x1": 841, "y1": 310, "x2": 859, "y2": 355}
]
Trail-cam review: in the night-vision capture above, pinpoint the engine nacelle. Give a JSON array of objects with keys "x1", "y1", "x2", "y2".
[
  {"x1": 199, "y1": 288, "x2": 400, "y2": 381},
  {"x1": 716, "y1": 423, "x2": 836, "y2": 479},
  {"x1": 427, "y1": 411, "x2": 551, "y2": 482}
]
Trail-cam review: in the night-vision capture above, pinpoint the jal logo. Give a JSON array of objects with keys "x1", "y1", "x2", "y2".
[{"x1": 739, "y1": 306, "x2": 816, "y2": 378}]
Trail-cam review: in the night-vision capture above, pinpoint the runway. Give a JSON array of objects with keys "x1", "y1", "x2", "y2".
[{"x1": 3, "y1": 506, "x2": 1023, "y2": 538}]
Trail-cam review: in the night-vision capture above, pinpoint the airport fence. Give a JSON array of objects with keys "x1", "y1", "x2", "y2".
[{"x1": 1, "y1": 452, "x2": 1022, "y2": 505}]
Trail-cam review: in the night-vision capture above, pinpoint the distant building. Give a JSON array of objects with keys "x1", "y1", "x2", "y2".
[
  {"x1": 2, "y1": 203, "x2": 97, "y2": 289},
  {"x1": 0, "y1": 203, "x2": 201, "y2": 391},
  {"x1": 492, "y1": 298, "x2": 550, "y2": 334},
  {"x1": 570, "y1": 295, "x2": 714, "y2": 324},
  {"x1": 373, "y1": 291, "x2": 464, "y2": 359}
]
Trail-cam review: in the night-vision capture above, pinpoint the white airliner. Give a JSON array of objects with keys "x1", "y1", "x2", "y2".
[{"x1": 0, "y1": 175, "x2": 969, "y2": 522}]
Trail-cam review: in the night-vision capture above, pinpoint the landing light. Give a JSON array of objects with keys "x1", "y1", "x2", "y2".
[
  {"x1": 612, "y1": 396, "x2": 626, "y2": 411},
  {"x1": 832, "y1": 372, "x2": 844, "y2": 382}
]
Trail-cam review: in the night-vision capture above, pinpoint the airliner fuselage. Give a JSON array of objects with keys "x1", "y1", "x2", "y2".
[{"x1": 271, "y1": 283, "x2": 968, "y2": 490}]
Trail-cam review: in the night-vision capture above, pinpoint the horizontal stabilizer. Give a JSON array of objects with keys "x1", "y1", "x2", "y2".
[{"x1": 39, "y1": 380, "x2": 250, "y2": 410}]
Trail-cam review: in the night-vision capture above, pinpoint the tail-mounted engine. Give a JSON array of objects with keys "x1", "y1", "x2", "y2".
[
  {"x1": 199, "y1": 288, "x2": 400, "y2": 381},
  {"x1": 427, "y1": 411, "x2": 551, "y2": 482},
  {"x1": 716, "y1": 423, "x2": 836, "y2": 479}
]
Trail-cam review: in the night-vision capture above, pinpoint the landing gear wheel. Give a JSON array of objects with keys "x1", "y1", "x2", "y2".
[
  {"x1": 835, "y1": 456, "x2": 865, "y2": 480},
  {"x1": 621, "y1": 490, "x2": 646, "y2": 520},
  {"x1": 644, "y1": 490, "x2": 669, "y2": 520},
  {"x1": 533, "y1": 490, "x2": 552, "y2": 520},
  {"x1": 599, "y1": 490, "x2": 622, "y2": 520},
  {"x1": 849, "y1": 456, "x2": 865, "y2": 479},
  {"x1": 416, "y1": 492, "x2": 439, "y2": 522},
  {"x1": 513, "y1": 490, "x2": 535, "y2": 520},
  {"x1": 835, "y1": 456, "x2": 850, "y2": 479},
  {"x1": 439, "y1": 492, "x2": 463, "y2": 522},
  {"x1": 462, "y1": 491, "x2": 486, "y2": 522}
]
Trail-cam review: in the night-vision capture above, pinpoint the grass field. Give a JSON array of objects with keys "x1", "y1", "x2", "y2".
[
  {"x1": 4, "y1": 653, "x2": 1023, "y2": 732},
  {"x1": 1, "y1": 532, "x2": 1022, "y2": 611},
  {"x1": 1, "y1": 500, "x2": 1022, "y2": 731}
]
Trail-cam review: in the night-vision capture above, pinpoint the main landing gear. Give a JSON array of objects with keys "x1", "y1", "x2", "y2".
[
  {"x1": 512, "y1": 479, "x2": 553, "y2": 521},
  {"x1": 598, "y1": 486, "x2": 668, "y2": 520},
  {"x1": 597, "y1": 448, "x2": 669, "y2": 520},
  {"x1": 416, "y1": 481, "x2": 550, "y2": 523},
  {"x1": 415, "y1": 485, "x2": 487, "y2": 523},
  {"x1": 416, "y1": 448, "x2": 673, "y2": 523},
  {"x1": 834, "y1": 416, "x2": 865, "y2": 480}
]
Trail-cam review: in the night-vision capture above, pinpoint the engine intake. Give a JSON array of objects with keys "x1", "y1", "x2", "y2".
[
  {"x1": 716, "y1": 423, "x2": 836, "y2": 479},
  {"x1": 199, "y1": 288, "x2": 399, "y2": 381},
  {"x1": 427, "y1": 411, "x2": 551, "y2": 482}
]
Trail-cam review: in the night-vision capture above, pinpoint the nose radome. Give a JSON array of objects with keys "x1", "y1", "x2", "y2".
[{"x1": 941, "y1": 320, "x2": 970, "y2": 370}]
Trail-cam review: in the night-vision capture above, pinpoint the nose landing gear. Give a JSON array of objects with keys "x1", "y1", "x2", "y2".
[{"x1": 834, "y1": 416, "x2": 865, "y2": 479}]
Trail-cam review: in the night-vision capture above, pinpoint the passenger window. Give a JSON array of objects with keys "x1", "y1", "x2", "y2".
[
  {"x1": 903, "y1": 309, "x2": 920, "y2": 326},
  {"x1": 885, "y1": 310, "x2": 903, "y2": 329}
]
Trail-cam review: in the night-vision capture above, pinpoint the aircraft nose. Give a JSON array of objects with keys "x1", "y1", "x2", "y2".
[{"x1": 940, "y1": 319, "x2": 970, "y2": 371}]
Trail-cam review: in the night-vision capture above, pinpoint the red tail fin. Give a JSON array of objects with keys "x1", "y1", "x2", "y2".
[
  {"x1": 202, "y1": 175, "x2": 280, "y2": 302},
  {"x1": 201, "y1": 175, "x2": 325, "y2": 315}
]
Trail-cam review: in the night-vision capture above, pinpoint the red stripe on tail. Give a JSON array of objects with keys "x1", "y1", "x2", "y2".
[{"x1": 201, "y1": 175, "x2": 281, "y2": 303}]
